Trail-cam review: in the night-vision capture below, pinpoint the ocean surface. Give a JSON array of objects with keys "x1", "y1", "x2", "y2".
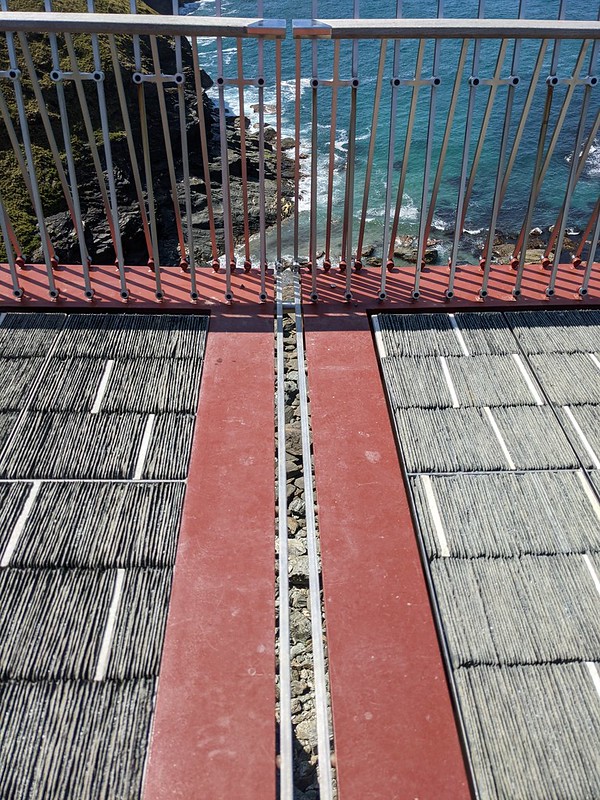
[{"x1": 182, "y1": 0, "x2": 599, "y2": 262}]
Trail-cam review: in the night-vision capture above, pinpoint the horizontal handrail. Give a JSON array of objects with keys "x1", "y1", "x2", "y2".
[
  {"x1": 292, "y1": 18, "x2": 600, "y2": 40},
  {"x1": 0, "y1": 11, "x2": 287, "y2": 38}
]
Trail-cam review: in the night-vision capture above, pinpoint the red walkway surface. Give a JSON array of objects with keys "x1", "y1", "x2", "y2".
[
  {"x1": 142, "y1": 293, "x2": 276, "y2": 800},
  {"x1": 1, "y1": 258, "x2": 598, "y2": 309},
  {"x1": 304, "y1": 314, "x2": 472, "y2": 800}
]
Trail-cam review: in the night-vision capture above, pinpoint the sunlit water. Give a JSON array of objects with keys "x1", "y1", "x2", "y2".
[{"x1": 182, "y1": 0, "x2": 599, "y2": 263}]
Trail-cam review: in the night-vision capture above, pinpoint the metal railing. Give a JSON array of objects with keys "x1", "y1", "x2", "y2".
[
  {"x1": 0, "y1": 8, "x2": 285, "y2": 301},
  {"x1": 0, "y1": 8, "x2": 599, "y2": 303},
  {"x1": 293, "y1": 15, "x2": 600, "y2": 301}
]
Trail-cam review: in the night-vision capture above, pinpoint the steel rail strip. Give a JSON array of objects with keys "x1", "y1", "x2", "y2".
[
  {"x1": 370, "y1": 313, "x2": 481, "y2": 800},
  {"x1": 292, "y1": 18, "x2": 600, "y2": 40},
  {"x1": 0, "y1": 11, "x2": 287, "y2": 38},
  {"x1": 293, "y1": 274, "x2": 334, "y2": 800},
  {"x1": 275, "y1": 272, "x2": 293, "y2": 800}
]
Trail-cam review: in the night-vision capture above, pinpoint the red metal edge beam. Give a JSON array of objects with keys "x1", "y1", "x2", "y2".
[
  {"x1": 142, "y1": 310, "x2": 276, "y2": 800},
  {"x1": 304, "y1": 312, "x2": 471, "y2": 799}
]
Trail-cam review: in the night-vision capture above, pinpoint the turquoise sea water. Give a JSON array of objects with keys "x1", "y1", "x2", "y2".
[{"x1": 183, "y1": 0, "x2": 599, "y2": 261}]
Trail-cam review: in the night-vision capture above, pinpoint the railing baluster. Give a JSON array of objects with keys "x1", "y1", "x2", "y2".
[
  {"x1": 149, "y1": 36, "x2": 188, "y2": 274},
  {"x1": 324, "y1": 39, "x2": 340, "y2": 274},
  {"x1": 275, "y1": 36, "x2": 283, "y2": 267},
  {"x1": 447, "y1": 0, "x2": 484, "y2": 296},
  {"x1": 293, "y1": 38, "x2": 301, "y2": 266},
  {"x1": 573, "y1": 196, "x2": 600, "y2": 267},
  {"x1": 0, "y1": 194, "x2": 22, "y2": 297},
  {"x1": 497, "y1": 39, "x2": 548, "y2": 215},
  {"x1": 130, "y1": 0, "x2": 162, "y2": 297},
  {"x1": 63, "y1": 32, "x2": 129, "y2": 299},
  {"x1": 414, "y1": 0, "x2": 443, "y2": 299},
  {"x1": 546, "y1": 39, "x2": 597, "y2": 297},
  {"x1": 107, "y1": 35, "x2": 154, "y2": 267},
  {"x1": 422, "y1": 39, "x2": 469, "y2": 255},
  {"x1": 173, "y1": 0, "x2": 198, "y2": 301},
  {"x1": 191, "y1": 37, "x2": 219, "y2": 271},
  {"x1": 458, "y1": 38, "x2": 509, "y2": 236},
  {"x1": 215, "y1": 0, "x2": 234, "y2": 300},
  {"x1": 387, "y1": 40, "x2": 425, "y2": 264},
  {"x1": 355, "y1": 39, "x2": 387, "y2": 271},
  {"x1": 88, "y1": 0, "x2": 126, "y2": 286},
  {"x1": 513, "y1": 39, "x2": 591, "y2": 260},
  {"x1": 235, "y1": 38, "x2": 252, "y2": 272},
  {"x1": 579, "y1": 206, "x2": 600, "y2": 297},
  {"x1": 309, "y1": 43, "x2": 318, "y2": 299},
  {"x1": 1, "y1": 13, "x2": 57, "y2": 297},
  {"x1": 480, "y1": 25, "x2": 524, "y2": 297},
  {"x1": 31, "y1": 1, "x2": 93, "y2": 297},
  {"x1": 257, "y1": 11, "x2": 268, "y2": 301},
  {"x1": 380, "y1": 2, "x2": 402, "y2": 300}
]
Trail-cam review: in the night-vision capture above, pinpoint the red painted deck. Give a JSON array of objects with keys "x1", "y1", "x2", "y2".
[
  {"x1": 1, "y1": 258, "x2": 598, "y2": 309},
  {"x1": 304, "y1": 314, "x2": 472, "y2": 799},
  {"x1": 142, "y1": 301, "x2": 276, "y2": 800}
]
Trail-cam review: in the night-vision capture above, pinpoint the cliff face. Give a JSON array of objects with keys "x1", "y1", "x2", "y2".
[{"x1": 0, "y1": 0, "x2": 294, "y2": 265}]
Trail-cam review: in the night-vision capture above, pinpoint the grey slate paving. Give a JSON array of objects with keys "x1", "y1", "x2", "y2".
[
  {"x1": 411, "y1": 471, "x2": 600, "y2": 558},
  {"x1": 0, "y1": 412, "x2": 147, "y2": 479},
  {"x1": 0, "y1": 483, "x2": 31, "y2": 556},
  {"x1": 27, "y1": 357, "x2": 107, "y2": 411},
  {"x1": 528, "y1": 353, "x2": 600, "y2": 406},
  {"x1": 13, "y1": 482, "x2": 184, "y2": 568},
  {"x1": 0, "y1": 569, "x2": 112, "y2": 680},
  {"x1": 379, "y1": 309, "x2": 600, "y2": 800},
  {"x1": 446, "y1": 355, "x2": 539, "y2": 407},
  {"x1": 377, "y1": 313, "x2": 463, "y2": 357},
  {"x1": 142, "y1": 413, "x2": 196, "y2": 480},
  {"x1": 431, "y1": 556, "x2": 600, "y2": 666},
  {"x1": 455, "y1": 664, "x2": 600, "y2": 800},
  {"x1": 454, "y1": 312, "x2": 518, "y2": 354},
  {"x1": 394, "y1": 407, "x2": 509, "y2": 472},
  {"x1": 0, "y1": 412, "x2": 18, "y2": 453},
  {"x1": 108, "y1": 568, "x2": 173, "y2": 679},
  {"x1": 0, "y1": 679, "x2": 155, "y2": 800},
  {"x1": 102, "y1": 358, "x2": 203, "y2": 413},
  {"x1": 0, "y1": 358, "x2": 44, "y2": 411},
  {"x1": 0, "y1": 313, "x2": 65, "y2": 357},
  {"x1": 382, "y1": 357, "x2": 453, "y2": 408},
  {"x1": 491, "y1": 406, "x2": 580, "y2": 469},
  {"x1": 558, "y1": 404, "x2": 600, "y2": 469},
  {"x1": 55, "y1": 313, "x2": 208, "y2": 359},
  {"x1": 505, "y1": 309, "x2": 600, "y2": 354}
]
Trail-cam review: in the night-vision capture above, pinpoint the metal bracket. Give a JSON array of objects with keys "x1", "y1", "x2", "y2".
[
  {"x1": 215, "y1": 76, "x2": 265, "y2": 88},
  {"x1": 50, "y1": 69, "x2": 104, "y2": 82},
  {"x1": 0, "y1": 68, "x2": 20, "y2": 80},
  {"x1": 132, "y1": 71, "x2": 185, "y2": 85}
]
